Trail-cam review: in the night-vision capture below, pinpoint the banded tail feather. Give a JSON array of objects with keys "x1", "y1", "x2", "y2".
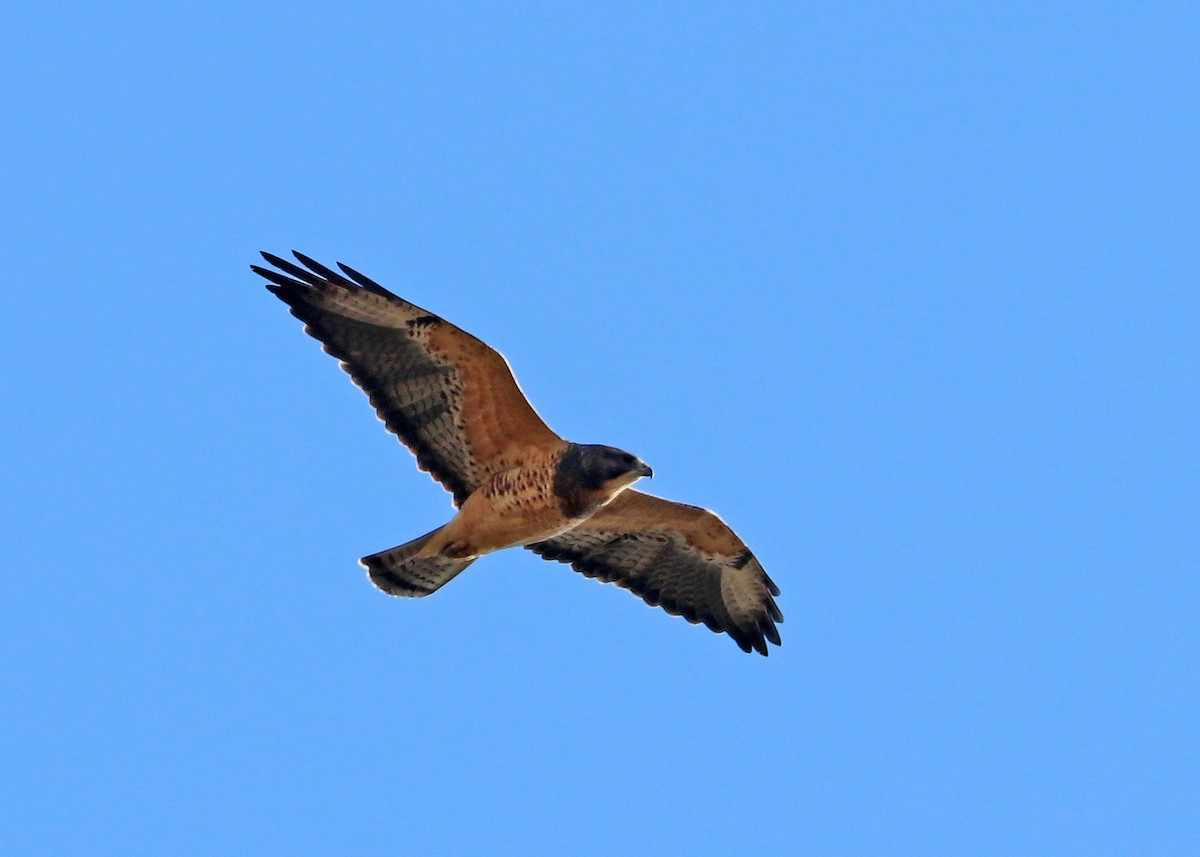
[{"x1": 360, "y1": 529, "x2": 477, "y2": 597}]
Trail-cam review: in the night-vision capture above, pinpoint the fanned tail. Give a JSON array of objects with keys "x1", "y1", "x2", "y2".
[{"x1": 360, "y1": 529, "x2": 476, "y2": 597}]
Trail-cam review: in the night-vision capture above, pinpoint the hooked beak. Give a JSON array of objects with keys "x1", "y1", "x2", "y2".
[{"x1": 635, "y1": 460, "x2": 654, "y2": 478}]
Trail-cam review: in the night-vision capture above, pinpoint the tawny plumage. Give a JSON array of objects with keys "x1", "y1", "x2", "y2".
[{"x1": 252, "y1": 251, "x2": 783, "y2": 655}]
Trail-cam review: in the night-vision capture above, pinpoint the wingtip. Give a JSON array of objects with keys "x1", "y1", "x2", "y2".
[
  {"x1": 759, "y1": 615, "x2": 782, "y2": 647},
  {"x1": 292, "y1": 251, "x2": 355, "y2": 286},
  {"x1": 251, "y1": 263, "x2": 307, "y2": 293},
  {"x1": 335, "y1": 260, "x2": 395, "y2": 297},
  {"x1": 290, "y1": 250, "x2": 320, "y2": 272}
]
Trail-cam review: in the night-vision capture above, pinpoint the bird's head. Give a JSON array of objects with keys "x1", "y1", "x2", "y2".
[{"x1": 571, "y1": 444, "x2": 653, "y2": 492}]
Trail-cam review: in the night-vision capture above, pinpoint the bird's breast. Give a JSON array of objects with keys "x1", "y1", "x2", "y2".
[{"x1": 449, "y1": 456, "x2": 593, "y2": 555}]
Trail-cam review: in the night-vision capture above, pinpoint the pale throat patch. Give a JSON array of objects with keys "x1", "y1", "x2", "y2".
[{"x1": 604, "y1": 470, "x2": 645, "y2": 496}]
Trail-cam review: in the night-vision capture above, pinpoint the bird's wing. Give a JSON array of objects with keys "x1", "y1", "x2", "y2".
[
  {"x1": 527, "y1": 490, "x2": 783, "y2": 655},
  {"x1": 253, "y1": 251, "x2": 564, "y2": 506}
]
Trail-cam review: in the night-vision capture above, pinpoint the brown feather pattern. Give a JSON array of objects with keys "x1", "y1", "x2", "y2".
[
  {"x1": 254, "y1": 252, "x2": 783, "y2": 655},
  {"x1": 252, "y1": 252, "x2": 558, "y2": 506},
  {"x1": 528, "y1": 490, "x2": 783, "y2": 655}
]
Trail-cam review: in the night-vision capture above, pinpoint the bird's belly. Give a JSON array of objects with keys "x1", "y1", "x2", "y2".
[
  {"x1": 460, "y1": 492, "x2": 578, "y2": 554},
  {"x1": 440, "y1": 461, "x2": 602, "y2": 556}
]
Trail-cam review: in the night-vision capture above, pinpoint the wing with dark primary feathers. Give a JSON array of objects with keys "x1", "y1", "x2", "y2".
[
  {"x1": 252, "y1": 251, "x2": 564, "y2": 506},
  {"x1": 527, "y1": 490, "x2": 783, "y2": 655}
]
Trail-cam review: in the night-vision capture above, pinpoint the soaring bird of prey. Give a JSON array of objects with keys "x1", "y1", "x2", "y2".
[{"x1": 252, "y1": 252, "x2": 783, "y2": 655}]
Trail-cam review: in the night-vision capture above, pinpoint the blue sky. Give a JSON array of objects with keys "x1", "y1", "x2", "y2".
[{"x1": 2, "y1": 2, "x2": 1196, "y2": 854}]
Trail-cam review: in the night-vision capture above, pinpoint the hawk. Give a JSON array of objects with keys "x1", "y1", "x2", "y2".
[{"x1": 252, "y1": 252, "x2": 783, "y2": 655}]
